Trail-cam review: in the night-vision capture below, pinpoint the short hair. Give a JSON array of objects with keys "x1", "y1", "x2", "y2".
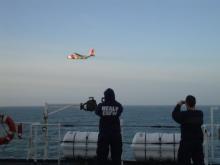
[{"x1": 185, "y1": 95, "x2": 196, "y2": 107}]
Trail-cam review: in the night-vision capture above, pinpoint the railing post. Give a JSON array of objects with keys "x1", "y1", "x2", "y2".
[
  {"x1": 210, "y1": 107, "x2": 219, "y2": 164},
  {"x1": 58, "y1": 123, "x2": 61, "y2": 165},
  {"x1": 211, "y1": 107, "x2": 214, "y2": 164},
  {"x1": 27, "y1": 123, "x2": 33, "y2": 160},
  {"x1": 43, "y1": 102, "x2": 49, "y2": 160},
  {"x1": 202, "y1": 125, "x2": 209, "y2": 165}
]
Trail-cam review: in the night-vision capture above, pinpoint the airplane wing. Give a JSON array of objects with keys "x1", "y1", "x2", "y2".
[{"x1": 74, "y1": 53, "x2": 85, "y2": 58}]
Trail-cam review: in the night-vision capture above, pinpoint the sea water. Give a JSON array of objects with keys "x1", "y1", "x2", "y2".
[{"x1": 0, "y1": 105, "x2": 219, "y2": 160}]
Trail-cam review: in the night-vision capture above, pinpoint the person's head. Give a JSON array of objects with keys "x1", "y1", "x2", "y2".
[
  {"x1": 104, "y1": 88, "x2": 115, "y2": 102},
  {"x1": 185, "y1": 95, "x2": 196, "y2": 110}
]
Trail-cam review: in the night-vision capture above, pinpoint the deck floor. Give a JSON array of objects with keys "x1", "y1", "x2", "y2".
[{"x1": 0, "y1": 159, "x2": 178, "y2": 165}]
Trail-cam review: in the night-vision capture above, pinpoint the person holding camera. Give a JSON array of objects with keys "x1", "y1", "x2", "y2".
[
  {"x1": 95, "y1": 88, "x2": 123, "y2": 165},
  {"x1": 172, "y1": 95, "x2": 205, "y2": 165}
]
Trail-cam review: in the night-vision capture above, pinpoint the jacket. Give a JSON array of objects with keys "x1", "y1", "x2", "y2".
[
  {"x1": 172, "y1": 104, "x2": 203, "y2": 142},
  {"x1": 95, "y1": 89, "x2": 123, "y2": 134}
]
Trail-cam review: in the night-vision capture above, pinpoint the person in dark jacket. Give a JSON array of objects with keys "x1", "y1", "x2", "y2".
[
  {"x1": 172, "y1": 95, "x2": 205, "y2": 165},
  {"x1": 95, "y1": 88, "x2": 123, "y2": 165}
]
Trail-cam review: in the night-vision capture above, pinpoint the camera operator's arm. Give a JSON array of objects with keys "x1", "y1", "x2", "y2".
[
  {"x1": 172, "y1": 101, "x2": 184, "y2": 124},
  {"x1": 95, "y1": 104, "x2": 102, "y2": 117}
]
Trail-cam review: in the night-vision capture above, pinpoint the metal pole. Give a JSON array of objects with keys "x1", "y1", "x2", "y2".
[
  {"x1": 202, "y1": 125, "x2": 209, "y2": 165},
  {"x1": 211, "y1": 107, "x2": 214, "y2": 164},
  {"x1": 27, "y1": 123, "x2": 33, "y2": 160},
  {"x1": 121, "y1": 119, "x2": 123, "y2": 165},
  {"x1": 210, "y1": 107, "x2": 219, "y2": 164},
  {"x1": 34, "y1": 124, "x2": 38, "y2": 162},
  {"x1": 43, "y1": 102, "x2": 49, "y2": 160},
  {"x1": 40, "y1": 102, "x2": 82, "y2": 162},
  {"x1": 58, "y1": 123, "x2": 61, "y2": 165}
]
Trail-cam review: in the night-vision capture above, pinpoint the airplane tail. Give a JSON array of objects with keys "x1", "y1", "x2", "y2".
[{"x1": 89, "y1": 48, "x2": 95, "y2": 56}]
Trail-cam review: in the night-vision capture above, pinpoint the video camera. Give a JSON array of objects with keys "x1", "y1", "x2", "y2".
[{"x1": 80, "y1": 97, "x2": 97, "y2": 111}]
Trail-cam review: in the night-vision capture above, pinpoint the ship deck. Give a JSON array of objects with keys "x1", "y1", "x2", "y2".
[{"x1": 0, "y1": 159, "x2": 179, "y2": 165}]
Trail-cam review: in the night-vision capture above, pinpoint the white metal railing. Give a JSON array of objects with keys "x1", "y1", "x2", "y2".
[
  {"x1": 1, "y1": 105, "x2": 220, "y2": 165},
  {"x1": 29, "y1": 105, "x2": 220, "y2": 165},
  {"x1": 202, "y1": 106, "x2": 220, "y2": 165},
  {"x1": 0, "y1": 122, "x2": 34, "y2": 159},
  {"x1": 1, "y1": 121, "x2": 219, "y2": 165},
  {"x1": 27, "y1": 123, "x2": 181, "y2": 165},
  {"x1": 27, "y1": 123, "x2": 62, "y2": 164},
  {"x1": 203, "y1": 124, "x2": 220, "y2": 165}
]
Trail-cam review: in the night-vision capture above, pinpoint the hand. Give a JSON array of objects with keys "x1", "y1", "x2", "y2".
[{"x1": 178, "y1": 100, "x2": 185, "y2": 105}]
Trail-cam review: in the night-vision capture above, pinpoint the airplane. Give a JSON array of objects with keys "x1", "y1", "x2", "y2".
[{"x1": 67, "y1": 48, "x2": 95, "y2": 60}]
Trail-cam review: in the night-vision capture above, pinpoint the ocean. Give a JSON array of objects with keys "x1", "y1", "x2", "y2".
[{"x1": 0, "y1": 105, "x2": 219, "y2": 160}]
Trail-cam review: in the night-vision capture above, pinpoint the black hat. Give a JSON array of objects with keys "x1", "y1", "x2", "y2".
[
  {"x1": 104, "y1": 88, "x2": 115, "y2": 101},
  {"x1": 185, "y1": 95, "x2": 196, "y2": 107}
]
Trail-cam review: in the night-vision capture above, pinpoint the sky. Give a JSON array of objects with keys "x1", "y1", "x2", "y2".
[{"x1": 0, "y1": 0, "x2": 220, "y2": 106}]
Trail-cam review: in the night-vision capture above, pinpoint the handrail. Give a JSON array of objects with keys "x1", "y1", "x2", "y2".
[{"x1": 1, "y1": 122, "x2": 220, "y2": 165}]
